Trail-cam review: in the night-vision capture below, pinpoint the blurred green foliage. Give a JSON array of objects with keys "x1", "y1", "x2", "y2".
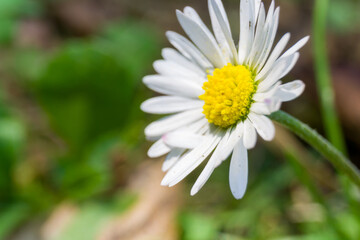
[
  {"x1": 0, "y1": 17, "x2": 161, "y2": 238},
  {"x1": 0, "y1": 0, "x2": 41, "y2": 44},
  {"x1": 328, "y1": 0, "x2": 360, "y2": 33}
]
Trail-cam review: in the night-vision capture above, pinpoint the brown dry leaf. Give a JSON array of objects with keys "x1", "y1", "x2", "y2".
[{"x1": 97, "y1": 160, "x2": 181, "y2": 240}]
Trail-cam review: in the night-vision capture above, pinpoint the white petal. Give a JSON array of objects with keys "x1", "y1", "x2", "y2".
[
  {"x1": 250, "y1": 102, "x2": 271, "y2": 115},
  {"x1": 145, "y1": 109, "x2": 203, "y2": 138},
  {"x1": 253, "y1": 81, "x2": 281, "y2": 102},
  {"x1": 166, "y1": 31, "x2": 213, "y2": 70},
  {"x1": 153, "y1": 60, "x2": 205, "y2": 84},
  {"x1": 229, "y1": 140, "x2": 248, "y2": 199},
  {"x1": 275, "y1": 80, "x2": 305, "y2": 102},
  {"x1": 257, "y1": 53, "x2": 300, "y2": 92},
  {"x1": 186, "y1": 118, "x2": 210, "y2": 134},
  {"x1": 163, "y1": 131, "x2": 208, "y2": 149},
  {"x1": 216, "y1": 122, "x2": 244, "y2": 166},
  {"x1": 162, "y1": 48, "x2": 205, "y2": 78},
  {"x1": 147, "y1": 139, "x2": 171, "y2": 158},
  {"x1": 254, "y1": 0, "x2": 261, "y2": 22},
  {"x1": 281, "y1": 36, "x2": 310, "y2": 58},
  {"x1": 143, "y1": 75, "x2": 204, "y2": 98},
  {"x1": 243, "y1": 119, "x2": 257, "y2": 149},
  {"x1": 161, "y1": 129, "x2": 223, "y2": 187},
  {"x1": 190, "y1": 127, "x2": 233, "y2": 196},
  {"x1": 141, "y1": 96, "x2": 203, "y2": 114},
  {"x1": 248, "y1": 113, "x2": 275, "y2": 141},
  {"x1": 238, "y1": 0, "x2": 252, "y2": 64},
  {"x1": 254, "y1": 4, "x2": 280, "y2": 71},
  {"x1": 247, "y1": 3, "x2": 266, "y2": 66},
  {"x1": 208, "y1": 0, "x2": 238, "y2": 64},
  {"x1": 176, "y1": 10, "x2": 226, "y2": 68},
  {"x1": 256, "y1": 33, "x2": 290, "y2": 79},
  {"x1": 162, "y1": 148, "x2": 186, "y2": 172},
  {"x1": 267, "y1": 98, "x2": 282, "y2": 113}
]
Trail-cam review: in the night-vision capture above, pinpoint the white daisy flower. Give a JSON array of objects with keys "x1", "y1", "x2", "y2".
[{"x1": 141, "y1": 0, "x2": 309, "y2": 199}]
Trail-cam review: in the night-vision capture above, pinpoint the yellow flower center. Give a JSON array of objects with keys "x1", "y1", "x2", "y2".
[{"x1": 199, "y1": 63, "x2": 257, "y2": 128}]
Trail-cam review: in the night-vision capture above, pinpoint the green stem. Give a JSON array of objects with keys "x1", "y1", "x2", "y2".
[
  {"x1": 313, "y1": 0, "x2": 347, "y2": 154},
  {"x1": 269, "y1": 111, "x2": 360, "y2": 188}
]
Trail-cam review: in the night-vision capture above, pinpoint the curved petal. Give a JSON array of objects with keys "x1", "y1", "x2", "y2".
[
  {"x1": 275, "y1": 80, "x2": 305, "y2": 102},
  {"x1": 229, "y1": 140, "x2": 248, "y2": 199},
  {"x1": 281, "y1": 36, "x2": 310, "y2": 58},
  {"x1": 250, "y1": 102, "x2": 271, "y2": 115},
  {"x1": 248, "y1": 113, "x2": 275, "y2": 141},
  {"x1": 147, "y1": 139, "x2": 171, "y2": 158},
  {"x1": 141, "y1": 96, "x2": 203, "y2": 114}
]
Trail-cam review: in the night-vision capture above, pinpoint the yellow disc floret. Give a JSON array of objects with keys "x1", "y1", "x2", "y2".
[{"x1": 199, "y1": 63, "x2": 257, "y2": 128}]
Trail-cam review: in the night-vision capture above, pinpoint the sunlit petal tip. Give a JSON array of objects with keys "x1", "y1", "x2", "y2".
[
  {"x1": 160, "y1": 178, "x2": 169, "y2": 186},
  {"x1": 190, "y1": 186, "x2": 200, "y2": 196}
]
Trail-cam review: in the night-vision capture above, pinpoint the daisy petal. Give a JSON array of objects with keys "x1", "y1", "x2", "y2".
[
  {"x1": 147, "y1": 139, "x2": 171, "y2": 158},
  {"x1": 238, "y1": 0, "x2": 251, "y2": 64},
  {"x1": 248, "y1": 113, "x2": 275, "y2": 141},
  {"x1": 166, "y1": 31, "x2": 213, "y2": 70},
  {"x1": 229, "y1": 140, "x2": 248, "y2": 199},
  {"x1": 143, "y1": 75, "x2": 204, "y2": 98},
  {"x1": 257, "y1": 52, "x2": 300, "y2": 92},
  {"x1": 253, "y1": 81, "x2": 281, "y2": 102},
  {"x1": 209, "y1": 0, "x2": 238, "y2": 63},
  {"x1": 256, "y1": 33, "x2": 290, "y2": 79},
  {"x1": 145, "y1": 109, "x2": 203, "y2": 138},
  {"x1": 254, "y1": 3, "x2": 280, "y2": 70},
  {"x1": 161, "y1": 129, "x2": 224, "y2": 187},
  {"x1": 250, "y1": 102, "x2": 271, "y2": 115},
  {"x1": 153, "y1": 60, "x2": 204, "y2": 83},
  {"x1": 247, "y1": 3, "x2": 266, "y2": 66},
  {"x1": 162, "y1": 48, "x2": 205, "y2": 78},
  {"x1": 162, "y1": 148, "x2": 186, "y2": 172},
  {"x1": 190, "y1": 127, "x2": 233, "y2": 195},
  {"x1": 243, "y1": 119, "x2": 257, "y2": 149},
  {"x1": 141, "y1": 96, "x2": 203, "y2": 114},
  {"x1": 176, "y1": 10, "x2": 226, "y2": 68},
  {"x1": 281, "y1": 36, "x2": 310, "y2": 58},
  {"x1": 163, "y1": 131, "x2": 208, "y2": 149},
  {"x1": 275, "y1": 80, "x2": 305, "y2": 102},
  {"x1": 217, "y1": 122, "x2": 244, "y2": 166}
]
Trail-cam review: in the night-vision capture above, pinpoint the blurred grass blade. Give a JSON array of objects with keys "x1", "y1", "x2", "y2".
[{"x1": 313, "y1": 0, "x2": 347, "y2": 154}]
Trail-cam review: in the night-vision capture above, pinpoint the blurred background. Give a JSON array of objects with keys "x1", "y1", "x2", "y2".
[{"x1": 0, "y1": 0, "x2": 359, "y2": 239}]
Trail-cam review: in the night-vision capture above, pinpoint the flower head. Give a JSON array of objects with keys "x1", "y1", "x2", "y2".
[{"x1": 141, "y1": 0, "x2": 308, "y2": 199}]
